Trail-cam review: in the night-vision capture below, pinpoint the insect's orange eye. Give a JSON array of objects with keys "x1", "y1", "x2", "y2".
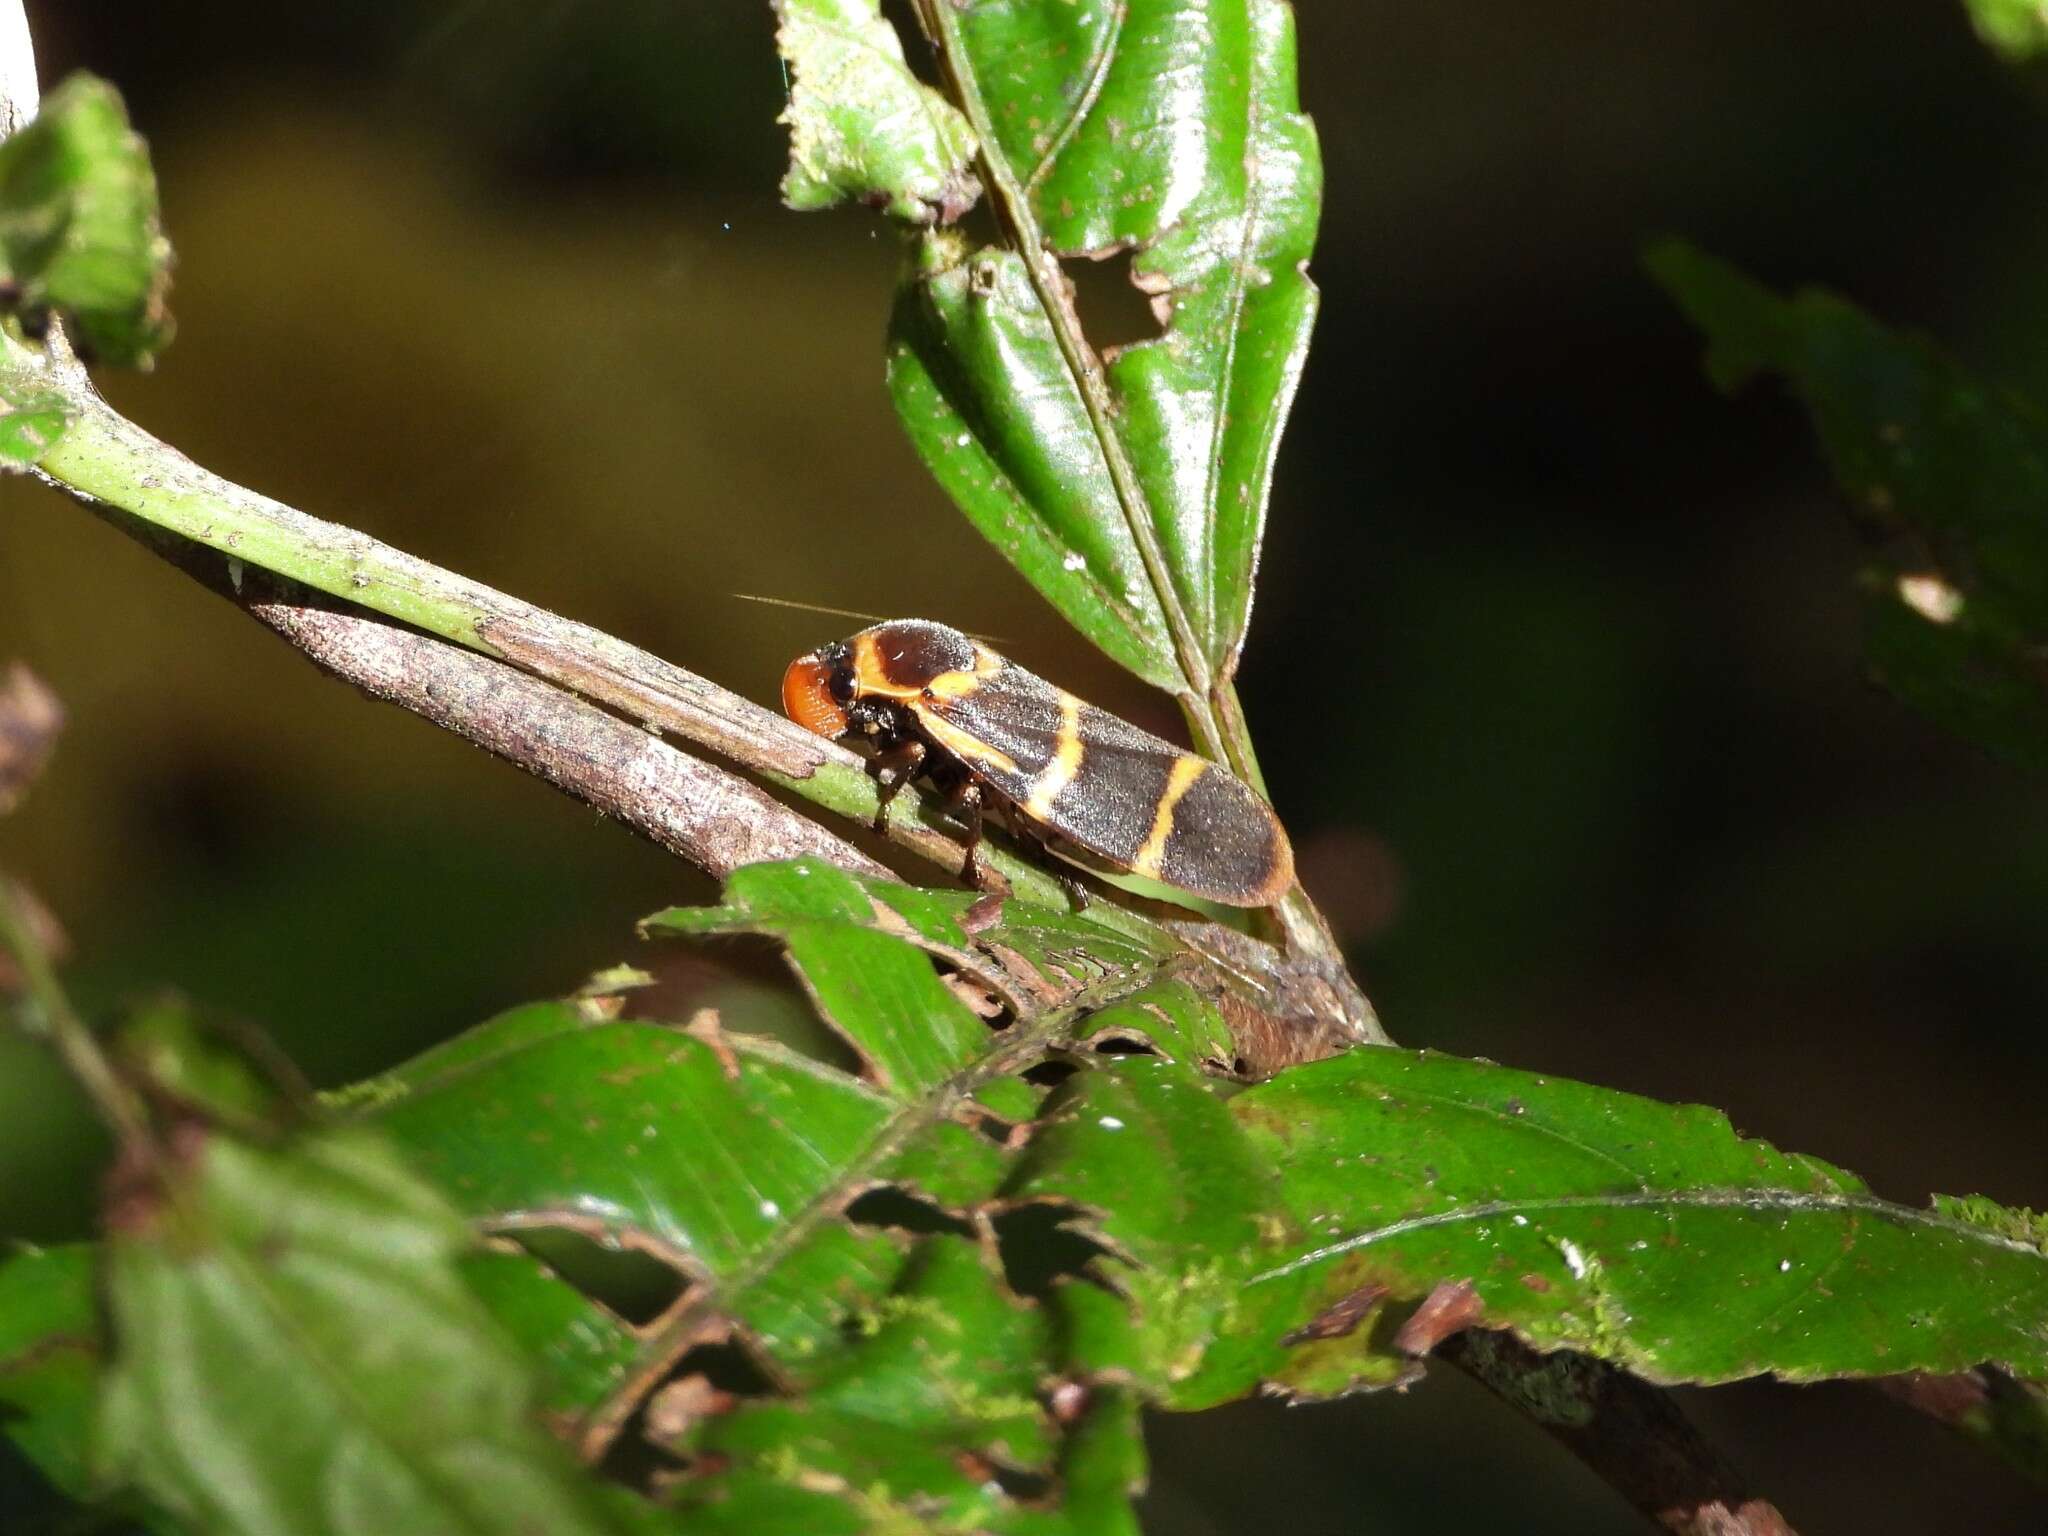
[{"x1": 782, "y1": 654, "x2": 851, "y2": 738}]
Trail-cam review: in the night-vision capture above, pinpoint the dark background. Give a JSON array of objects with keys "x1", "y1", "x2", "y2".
[{"x1": 3, "y1": 2, "x2": 2045, "y2": 1531}]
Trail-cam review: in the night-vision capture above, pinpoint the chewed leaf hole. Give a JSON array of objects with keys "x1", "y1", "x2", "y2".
[
  {"x1": 500, "y1": 1226, "x2": 688, "y2": 1326},
  {"x1": 1022, "y1": 1057, "x2": 1080, "y2": 1089},
  {"x1": 877, "y1": 0, "x2": 942, "y2": 88},
  {"x1": 845, "y1": 1183, "x2": 976, "y2": 1239},
  {"x1": 964, "y1": 1106, "x2": 1027, "y2": 1148},
  {"x1": 634, "y1": 1339, "x2": 781, "y2": 1468},
  {"x1": 599, "y1": 1404, "x2": 693, "y2": 1492},
  {"x1": 1062, "y1": 248, "x2": 1167, "y2": 358},
  {"x1": 670, "y1": 1338, "x2": 779, "y2": 1400},
  {"x1": 1088, "y1": 1034, "x2": 1157, "y2": 1058},
  {"x1": 991, "y1": 1201, "x2": 1119, "y2": 1301},
  {"x1": 961, "y1": 1452, "x2": 1055, "y2": 1502}
]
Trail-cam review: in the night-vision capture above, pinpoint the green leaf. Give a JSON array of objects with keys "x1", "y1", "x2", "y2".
[
  {"x1": 642, "y1": 855, "x2": 1182, "y2": 1021},
  {"x1": 358, "y1": 857, "x2": 1269, "y2": 1530},
  {"x1": 1236, "y1": 1049, "x2": 2048, "y2": 1387},
  {"x1": 885, "y1": 0, "x2": 1321, "y2": 689},
  {"x1": 772, "y1": 0, "x2": 980, "y2": 224},
  {"x1": 456, "y1": 1249, "x2": 642, "y2": 1430},
  {"x1": 0, "y1": 1245, "x2": 649, "y2": 1522},
  {"x1": 0, "y1": 1243, "x2": 102, "y2": 1502},
  {"x1": 1003, "y1": 1053, "x2": 1324, "y2": 1408},
  {"x1": 888, "y1": 242, "x2": 1181, "y2": 690},
  {"x1": 0, "y1": 386, "x2": 68, "y2": 468},
  {"x1": 98, "y1": 1123, "x2": 645, "y2": 1536},
  {"x1": 1648, "y1": 238, "x2": 2048, "y2": 770},
  {"x1": 0, "y1": 74, "x2": 173, "y2": 368},
  {"x1": 1964, "y1": 0, "x2": 2048, "y2": 62},
  {"x1": 345, "y1": 857, "x2": 2048, "y2": 1520}
]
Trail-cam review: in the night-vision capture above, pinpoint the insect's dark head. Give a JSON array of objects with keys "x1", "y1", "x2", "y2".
[{"x1": 781, "y1": 640, "x2": 857, "y2": 738}]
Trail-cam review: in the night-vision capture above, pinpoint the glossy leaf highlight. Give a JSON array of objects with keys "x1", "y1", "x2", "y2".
[
  {"x1": 1237, "y1": 1049, "x2": 2048, "y2": 1387},
  {"x1": 886, "y1": 0, "x2": 1321, "y2": 687}
]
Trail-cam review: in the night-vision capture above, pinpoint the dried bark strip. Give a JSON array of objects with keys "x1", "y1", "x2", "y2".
[{"x1": 86, "y1": 505, "x2": 886, "y2": 883}]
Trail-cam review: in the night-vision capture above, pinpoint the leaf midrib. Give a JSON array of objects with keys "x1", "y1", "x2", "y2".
[
  {"x1": 1249, "y1": 1184, "x2": 2048, "y2": 1286},
  {"x1": 583, "y1": 970, "x2": 1150, "y2": 1446}
]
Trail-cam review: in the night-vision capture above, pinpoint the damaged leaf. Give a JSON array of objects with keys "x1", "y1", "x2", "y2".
[
  {"x1": 458, "y1": 1248, "x2": 645, "y2": 1425},
  {"x1": 889, "y1": 242, "x2": 1181, "y2": 690},
  {"x1": 359, "y1": 858, "x2": 1274, "y2": 1529},
  {"x1": 0, "y1": 73, "x2": 173, "y2": 367},
  {"x1": 1002, "y1": 1053, "x2": 1327, "y2": 1407},
  {"x1": 643, "y1": 855, "x2": 1183, "y2": 1019},
  {"x1": 888, "y1": 0, "x2": 1321, "y2": 688},
  {"x1": 1648, "y1": 239, "x2": 2048, "y2": 771},
  {"x1": 1236, "y1": 1049, "x2": 2048, "y2": 1389},
  {"x1": 772, "y1": 0, "x2": 979, "y2": 224}
]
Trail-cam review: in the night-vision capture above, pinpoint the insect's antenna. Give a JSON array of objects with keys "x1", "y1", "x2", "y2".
[
  {"x1": 731, "y1": 593, "x2": 892, "y2": 626},
  {"x1": 732, "y1": 593, "x2": 1008, "y2": 645}
]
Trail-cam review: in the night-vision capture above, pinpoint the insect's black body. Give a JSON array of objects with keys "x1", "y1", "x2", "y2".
[{"x1": 782, "y1": 620, "x2": 1294, "y2": 908}]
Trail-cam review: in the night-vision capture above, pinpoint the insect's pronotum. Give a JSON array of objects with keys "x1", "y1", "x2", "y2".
[{"x1": 781, "y1": 620, "x2": 1294, "y2": 907}]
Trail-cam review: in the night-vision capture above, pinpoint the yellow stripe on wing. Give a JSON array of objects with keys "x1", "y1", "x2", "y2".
[
  {"x1": 914, "y1": 709, "x2": 1020, "y2": 778},
  {"x1": 1023, "y1": 694, "x2": 1086, "y2": 819},
  {"x1": 1129, "y1": 755, "x2": 1208, "y2": 879}
]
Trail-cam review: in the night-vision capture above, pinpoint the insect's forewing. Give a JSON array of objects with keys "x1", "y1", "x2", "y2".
[{"x1": 914, "y1": 659, "x2": 1292, "y2": 905}]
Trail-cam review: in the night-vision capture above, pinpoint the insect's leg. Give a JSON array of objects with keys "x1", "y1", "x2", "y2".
[
  {"x1": 1008, "y1": 816, "x2": 1089, "y2": 910},
  {"x1": 941, "y1": 778, "x2": 987, "y2": 887},
  {"x1": 869, "y1": 736, "x2": 926, "y2": 836}
]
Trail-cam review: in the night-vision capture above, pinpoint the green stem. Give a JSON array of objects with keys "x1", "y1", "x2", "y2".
[
  {"x1": 5, "y1": 339, "x2": 1179, "y2": 953},
  {"x1": 915, "y1": 6, "x2": 1346, "y2": 969}
]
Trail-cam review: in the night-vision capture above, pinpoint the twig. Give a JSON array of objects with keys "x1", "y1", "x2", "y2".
[
  {"x1": 1876, "y1": 1368, "x2": 2048, "y2": 1486},
  {"x1": 1443, "y1": 1331, "x2": 1798, "y2": 1536},
  {"x1": 13, "y1": 367, "x2": 1129, "y2": 919},
  {"x1": 0, "y1": 876, "x2": 151, "y2": 1152},
  {"x1": 103, "y1": 513, "x2": 890, "y2": 881}
]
